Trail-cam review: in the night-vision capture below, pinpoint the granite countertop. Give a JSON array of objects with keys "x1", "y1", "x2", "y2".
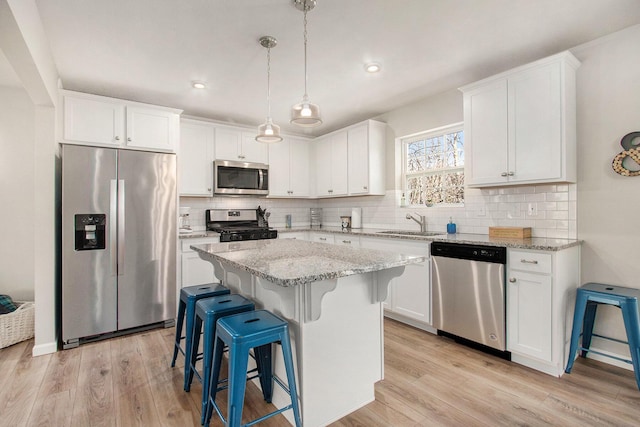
[
  {"x1": 179, "y1": 229, "x2": 217, "y2": 239},
  {"x1": 179, "y1": 226, "x2": 581, "y2": 251},
  {"x1": 276, "y1": 226, "x2": 582, "y2": 251},
  {"x1": 191, "y1": 239, "x2": 426, "y2": 287}
]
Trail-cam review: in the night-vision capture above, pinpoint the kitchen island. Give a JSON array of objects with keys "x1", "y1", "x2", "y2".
[{"x1": 191, "y1": 239, "x2": 426, "y2": 427}]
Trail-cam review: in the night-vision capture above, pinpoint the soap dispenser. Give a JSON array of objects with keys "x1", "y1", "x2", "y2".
[{"x1": 447, "y1": 217, "x2": 457, "y2": 234}]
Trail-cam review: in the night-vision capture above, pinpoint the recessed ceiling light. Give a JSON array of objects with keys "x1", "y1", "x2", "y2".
[
  {"x1": 192, "y1": 81, "x2": 207, "y2": 89},
  {"x1": 364, "y1": 63, "x2": 381, "y2": 73}
]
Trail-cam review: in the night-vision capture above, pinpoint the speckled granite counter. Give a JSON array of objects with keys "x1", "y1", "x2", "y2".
[
  {"x1": 191, "y1": 238, "x2": 425, "y2": 287},
  {"x1": 277, "y1": 227, "x2": 582, "y2": 251},
  {"x1": 191, "y1": 238, "x2": 420, "y2": 426}
]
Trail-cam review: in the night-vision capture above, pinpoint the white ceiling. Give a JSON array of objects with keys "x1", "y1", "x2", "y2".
[{"x1": 31, "y1": 0, "x2": 640, "y2": 137}]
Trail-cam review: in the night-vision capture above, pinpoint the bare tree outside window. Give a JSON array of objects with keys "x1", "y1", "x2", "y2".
[{"x1": 402, "y1": 125, "x2": 464, "y2": 206}]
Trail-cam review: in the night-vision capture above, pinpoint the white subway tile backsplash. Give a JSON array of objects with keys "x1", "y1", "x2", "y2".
[
  {"x1": 546, "y1": 192, "x2": 569, "y2": 202},
  {"x1": 180, "y1": 182, "x2": 577, "y2": 239}
]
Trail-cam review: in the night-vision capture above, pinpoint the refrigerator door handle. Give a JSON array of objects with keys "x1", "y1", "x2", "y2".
[
  {"x1": 118, "y1": 179, "x2": 125, "y2": 276},
  {"x1": 110, "y1": 179, "x2": 118, "y2": 276}
]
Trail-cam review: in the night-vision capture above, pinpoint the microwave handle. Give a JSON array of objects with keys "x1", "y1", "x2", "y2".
[{"x1": 258, "y1": 169, "x2": 264, "y2": 189}]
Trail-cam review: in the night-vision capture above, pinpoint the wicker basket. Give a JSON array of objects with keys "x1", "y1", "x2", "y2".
[{"x1": 0, "y1": 301, "x2": 35, "y2": 349}]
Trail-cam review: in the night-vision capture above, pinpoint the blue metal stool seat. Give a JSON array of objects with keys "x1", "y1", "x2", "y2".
[
  {"x1": 187, "y1": 294, "x2": 258, "y2": 425},
  {"x1": 205, "y1": 310, "x2": 302, "y2": 427},
  {"x1": 565, "y1": 282, "x2": 640, "y2": 389},
  {"x1": 170, "y1": 283, "x2": 230, "y2": 390}
]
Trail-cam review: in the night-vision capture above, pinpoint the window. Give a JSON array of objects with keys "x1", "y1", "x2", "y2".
[{"x1": 402, "y1": 123, "x2": 464, "y2": 206}]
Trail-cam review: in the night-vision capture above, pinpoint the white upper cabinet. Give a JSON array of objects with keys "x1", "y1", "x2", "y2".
[
  {"x1": 347, "y1": 120, "x2": 386, "y2": 196},
  {"x1": 60, "y1": 90, "x2": 181, "y2": 152},
  {"x1": 179, "y1": 120, "x2": 215, "y2": 197},
  {"x1": 315, "y1": 131, "x2": 348, "y2": 197},
  {"x1": 315, "y1": 119, "x2": 386, "y2": 198},
  {"x1": 214, "y1": 126, "x2": 268, "y2": 164},
  {"x1": 268, "y1": 137, "x2": 310, "y2": 198},
  {"x1": 460, "y1": 51, "x2": 579, "y2": 187}
]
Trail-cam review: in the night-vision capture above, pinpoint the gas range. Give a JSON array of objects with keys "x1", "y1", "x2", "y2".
[{"x1": 206, "y1": 209, "x2": 278, "y2": 242}]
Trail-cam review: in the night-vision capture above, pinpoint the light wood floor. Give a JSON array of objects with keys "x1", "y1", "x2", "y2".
[{"x1": 1, "y1": 318, "x2": 639, "y2": 426}]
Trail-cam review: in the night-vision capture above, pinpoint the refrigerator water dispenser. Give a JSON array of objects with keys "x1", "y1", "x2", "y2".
[{"x1": 74, "y1": 214, "x2": 106, "y2": 250}]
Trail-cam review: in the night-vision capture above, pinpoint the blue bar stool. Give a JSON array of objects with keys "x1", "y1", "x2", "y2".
[
  {"x1": 170, "y1": 283, "x2": 230, "y2": 391},
  {"x1": 205, "y1": 310, "x2": 302, "y2": 427},
  {"x1": 187, "y1": 294, "x2": 257, "y2": 425},
  {"x1": 566, "y1": 282, "x2": 640, "y2": 389}
]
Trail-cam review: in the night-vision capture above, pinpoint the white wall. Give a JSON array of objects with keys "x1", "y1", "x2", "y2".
[
  {"x1": 0, "y1": 86, "x2": 35, "y2": 300},
  {"x1": 571, "y1": 24, "x2": 640, "y2": 362},
  {"x1": 1, "y1": 0, "x2": 59, "y2": 356}
]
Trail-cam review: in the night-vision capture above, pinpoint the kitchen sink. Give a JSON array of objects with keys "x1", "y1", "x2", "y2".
[{"x1": 378, "y1": 230, "x2": 446, "y2": 237}]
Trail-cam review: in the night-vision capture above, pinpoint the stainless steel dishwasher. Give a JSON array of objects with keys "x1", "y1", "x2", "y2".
[{"x1": 431, "y1": 242, "x2": 508, "y2": 354}]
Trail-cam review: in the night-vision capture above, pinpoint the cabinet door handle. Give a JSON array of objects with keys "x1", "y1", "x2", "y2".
[
  {"x1": 127, "y1": 137, "x2": 131, "y2": 142},
  {"x1": 115, "y1": 136, "x2": 120, "y2": 141},
  {"x1": 207, "y1": 188, "x2": 212, "y2": 192},
  {"x1": 520, "y1": 259, "x2": 539, "y2": 264},
  {"x1": 509, "y1": 277, "x2": 517, "y2": 283},
  {"x1": 508, "y1": 171, "x2": 515, "y2": 176},
  {"x1": 343, "y1": 240, "x2": 351, "y2": 244},
  {"x1": 319, "y1": 237, "x2": 327, "y2": 241},
  {"x1": 363, "y1": 186, "x2": 367, "y2": 190},
  {"x1": 501, "y1": 172, "x2": 508, "y2": 177}
]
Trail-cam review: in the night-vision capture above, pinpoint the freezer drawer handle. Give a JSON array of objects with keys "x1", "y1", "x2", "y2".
[{"x1": 520, "y1": 258, "x2": 538, "y2": 264}]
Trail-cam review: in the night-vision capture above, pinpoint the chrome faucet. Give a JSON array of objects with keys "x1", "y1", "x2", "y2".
[{"x1": 406, "y1": 212, "x2": 427, "y2": 232}]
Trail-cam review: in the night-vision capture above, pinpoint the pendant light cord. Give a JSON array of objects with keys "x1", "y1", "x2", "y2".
[
  {"x1": 266, "y1": 45, "x2": 272, "y2": 118},
  {"x1": 303, "y1": 8, "x2": 309, "y2": 98}
]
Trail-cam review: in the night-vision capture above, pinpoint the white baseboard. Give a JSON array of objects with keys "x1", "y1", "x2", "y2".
[{"x1": 32, "y1": 341, "x2": 57, "y2": 357}]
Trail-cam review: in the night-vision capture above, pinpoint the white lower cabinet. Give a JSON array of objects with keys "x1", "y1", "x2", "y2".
[
  {"x1": 360, "y1": 237, "x2": 431, "y2": 329},
  {"x1": 180, "y1": 238, "x2": 220, "y2": 287},
  {"x1": 278, "y1": 231, "x2": 309, "y2": 240},
  {"x1": 310, "y1": 233, "x2": 334, "y2": 244},
  {"x1": 507, "y1": 246, "x2": 580, "y2": 377},
  {"x1": 335, "y1": 235, "x2": 359, "y2": 247}
]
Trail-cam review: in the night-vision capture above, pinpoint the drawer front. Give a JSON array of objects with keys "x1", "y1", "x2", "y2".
[
  {"x1": 335, "y1": 236, "x2": 360, "y2": 247},
  {"x1": 508, "y1": 249, "x2": 552, "y2": 274}
]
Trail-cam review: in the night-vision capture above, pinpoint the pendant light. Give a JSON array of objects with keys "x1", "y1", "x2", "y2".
[
  {"x1": 290, "y1": 0, "x2": 322, "y2": 127},
  {"x1": 256, "y1": 36, "x2": 283, "y2": 143}
]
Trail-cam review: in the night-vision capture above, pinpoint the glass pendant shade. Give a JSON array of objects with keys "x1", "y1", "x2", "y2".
[
  {"x1": 256, "y1": 117, "x2": 283, "y2": 143},
  {"x1": 291, "y1": 0, "x2": 322, "y2": 128},
  {"x1": 256, "y1": 36, "x2": 282, "y2": 143},
  {"x1": 291, "y1": 95, "x2": 322, "y2": 127}
]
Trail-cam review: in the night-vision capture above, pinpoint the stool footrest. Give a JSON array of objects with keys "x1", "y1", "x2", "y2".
[
  {"x1": 590, "y1": 332, "x2": 630, "y2": 346},
  {"x1": 579, "y1": 346, "x2": 633, "y2": 365}
]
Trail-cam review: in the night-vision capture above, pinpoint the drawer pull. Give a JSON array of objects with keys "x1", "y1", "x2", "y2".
[
  {"x1": 520, "y1": 259, "x2": 539, "y2": 265},
  {"x1": 509, "y1": 277, "x2": 517, "y2": 283},
  {"x1": 319, "y1": 237, "x2": 326, "y2": 241},
  {"x1": 343, "y1": 240, "x2": 351, "y2": 244}
]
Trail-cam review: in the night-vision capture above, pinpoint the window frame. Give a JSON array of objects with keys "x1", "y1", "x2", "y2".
[{"x1": 400, "y1": 122, "x2": 465, "y2": 208}]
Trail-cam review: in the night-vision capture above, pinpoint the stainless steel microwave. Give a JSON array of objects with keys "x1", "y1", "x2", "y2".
[{"x1": 214, "y1": 160, "x2": 269, "y2": 195}]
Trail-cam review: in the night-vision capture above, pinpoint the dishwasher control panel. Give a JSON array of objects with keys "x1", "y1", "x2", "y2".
[{"x1": 431, "y1": 242, "x2": 506, "y2": 264}]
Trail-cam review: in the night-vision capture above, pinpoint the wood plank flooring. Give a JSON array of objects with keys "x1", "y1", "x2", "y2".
[{"x1": 1, "y1": 318, "x2": 639, "y2": 426}]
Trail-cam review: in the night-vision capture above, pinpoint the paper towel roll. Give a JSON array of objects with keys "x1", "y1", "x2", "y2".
[{"x1": 351, "y1": 207, "x2": 362, "y2": 228}]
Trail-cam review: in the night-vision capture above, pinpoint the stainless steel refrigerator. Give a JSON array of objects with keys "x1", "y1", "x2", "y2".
[{"x1": 61, "y1": 144, "x2": 176, "y2": 349}]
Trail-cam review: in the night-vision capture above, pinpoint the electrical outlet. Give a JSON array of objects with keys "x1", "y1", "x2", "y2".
[{"x1": 527, "y1": 203, "x2": 537, "y2": 216}]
